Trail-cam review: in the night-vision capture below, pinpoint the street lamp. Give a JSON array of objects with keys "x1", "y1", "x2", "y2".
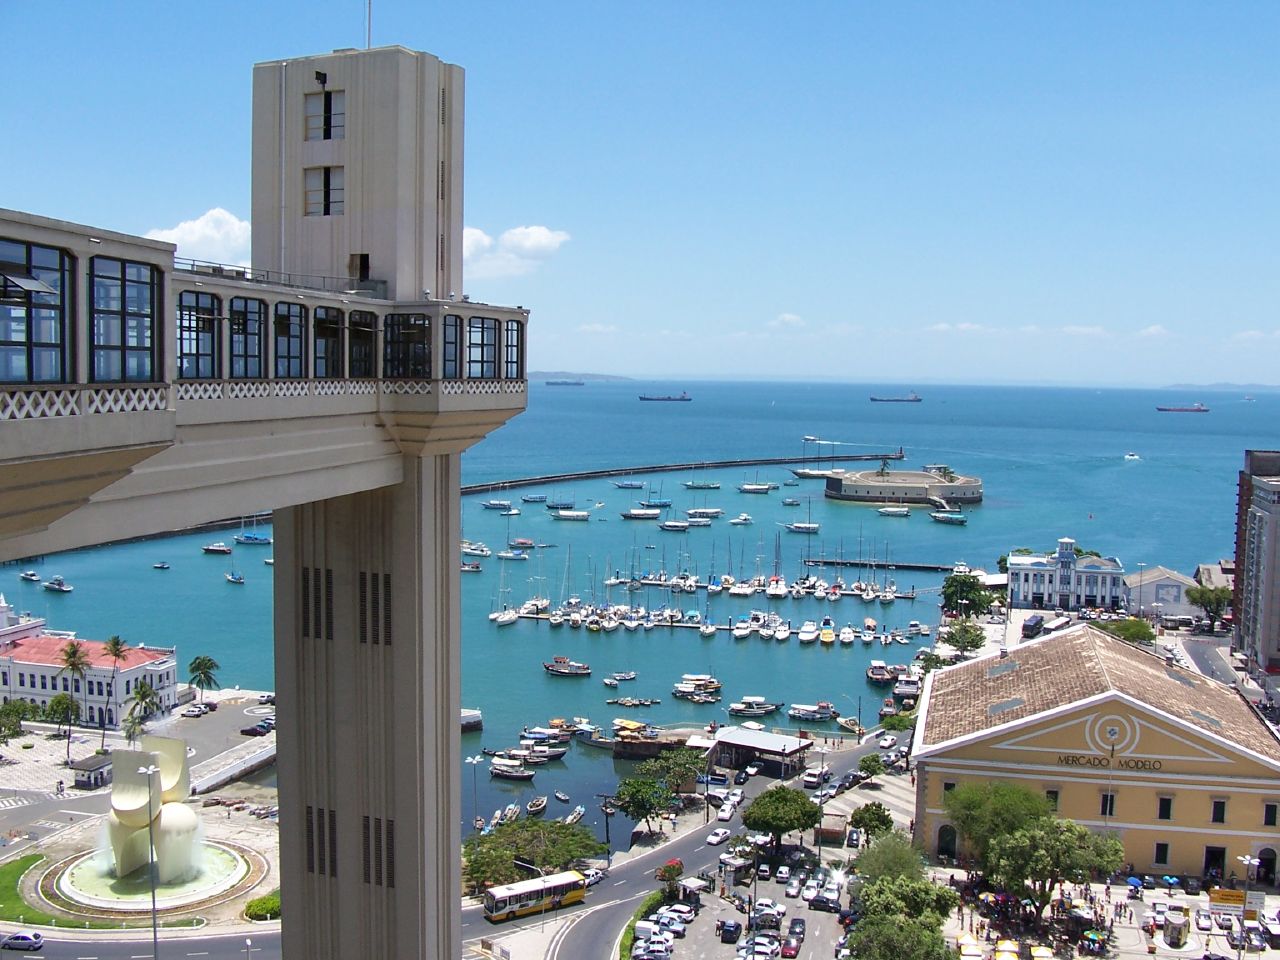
[
  {"x1": 1136, "y1": 561, "x2": 1147, "y2": 620},
  {"x1": 138, "y1": 763, "x2": 160, "y2": 960},
  {"x1": 464, "y1": 755, "x2": 484, "y2": 829},
  {"x1": 1237, "y1": 854, "x2": 1260, "y2": 960}
]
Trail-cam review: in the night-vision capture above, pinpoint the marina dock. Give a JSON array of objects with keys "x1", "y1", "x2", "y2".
[
  {"x1": 803, "y1": 557, "x2": 955, "y2": 573},
  {"x1": 462, "y1": 449, "x2": 906, "y2": 495}
]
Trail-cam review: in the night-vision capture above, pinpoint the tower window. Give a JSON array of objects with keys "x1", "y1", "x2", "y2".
[
  {"x1": 305, "y1": 91, "x2": 345, "y2": 141},
  {"x1": 304, "y1": 166, "x2": 344, "y2": 216}
]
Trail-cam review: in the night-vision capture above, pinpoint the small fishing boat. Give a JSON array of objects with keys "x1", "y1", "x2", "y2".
[
  {"x1": 497, "y1": 548, "x2": 530, "y2": 561},
  {"x1": 611, "y1": 479, "x2": 645, "y2": 489},
  {"x1": 836, "y1": 716, "x2": 864, "y2": 734},
  {"x1": 152, "y1": 562, "x2": 170, "y2": 571},
  {"x1": 728, "y1": 695, "x2": 783, "y2": 717},
  {"x1": 500, "y1": 507, "x2": 521, "y2": 516},
  {"x1": 521, "y1": 493, "x2": 549, "y2": 503},
  {"x1": 543, "y1": 656, "x2": 591, "y2": 677},
  {"x1": 264, "y1": 558, "x2": 274, "y2": 566},
  {"x1": 788, "y1": 701, "x2": 838, "y2": 721},
  {"x1": 866, "y1": 660, "x2": 894, "y2": 683},
  {"x1": 202, "y1": 542, "x2": 232, "y2": 555},
  {"x1": 603, "y1": 677, "x2": 619, "y2": 688},
  {"x1": 1124, "y1": 452, "x2": 1141, "y2": 461},
  {"x1": 225, "y1": 571, "x2": 246, "y2": 585},
  {"x1": 42, "y1": 575, "x2": 73, "y2": 593},
  {"x1": 879, "y1": 697, "x2": 899, "y2": 718},
  {"x1": 682, "y1": 479, "x2": 720, "y2": 490},
  {"x1": 781, "y1": 497, "x2": 800, "y2": 506},
  {"x1": 738, "y1": 482, "x2": 772, "y2": 494},
  {"x1": 461, "y1": 560, "x2": 483, "y2": 573},
  {"x1": 18, "y1": 570, "x2": 40, "y2": 582},
  {"x1": 554, "y1": 790, "x2": 571, "y2": 802},
  {"x1": 233, "y1": 530, "x2": 273, "y2": 546},
  {"x1": 621, "y1": 507, "x2": 663, "y2": 520},
  {"x1": 481, "y1": 499, "x2": 512, "y2": 510},
  {"x1": 526, "y1": 795, "x2": 548, "y2": 816},
  {"x1": 501, "y1": 803, "x2": 522, "y2": 823},
  {"x1": 490, "y1": 758, "x2": 535, "y2": 781},
  {"x1": 473, "y1": 816, "x2": 486, "y2": 831},
  {"x1": 659, "y1": 519, "x2": 690, "y2": 532},
  {"x1": 612, "y1": 671, "x2": 638, "y2": 681},
  {"x1": 563, "y1": 804, "x2": 586, "y2": 824}
]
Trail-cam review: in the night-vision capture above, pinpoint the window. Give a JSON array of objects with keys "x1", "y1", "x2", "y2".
[
  {"x1": 40, "y1": 675, "x2": 47, "y2": 690},
  {"x1": 304, "y1": 166, "x2": 344, "y2": 216},
  {"x1": 504, "y1": 319, "x2": 523, "y2": 379},
  {"x1": 229, "y1": 297, "x2": 266, "y2": 378},
  {"x1": 91, "y1": 257, "x2": 158, "y2": 382},
  {"x1": 61, "y1": 676, "x2": 68, "y2": 691},
  {"x1": 314, "y1": 306, "x2": 343, "y2": 378},
  {"x1": 1157, "y1": 796, "x2": 1173, "y2": 821},
  {"x1": 1100, "y1": 793, "x2": 1115, "y2": 817},
  {"x1": 1266, "y1": 803, "x2": 1278, "y2": 828},
  {"x1": 1045, "y1": 789, "x2": 1059, "y2": 812},
  {"x1": 274, "y1": 302, "x2": 307, "y2": 378},
  {"x1": 1212, "y1": 799, "x2": 1226, "y2": 824},
  {"x1": 177, "y1": 290, "x2": 220, "y2": 379},
  {"x1": 304, "y1": 90, "x2": 345, "y2": 141},
  {"x1": 0, "y1": 238, "x2": 71, "y2": 383},
  {"x1": 384, "y1": 313, "x2": 429, "y2": 378},
  {"x1": 442, "y1": 315, "x2": 461, "y2": 378},
  {"x1": 943, "y1": 782, "x2": 956, "y2": 793},
  {"x1": 348, "y1": 311, "x2": 376, "y2": 377},
  {"x1": 466, "y1": 317, "x2": 497, "y2": 378},
  {"x1": 1154, "y1": 842, "x2": 1169, "y2": 865}
]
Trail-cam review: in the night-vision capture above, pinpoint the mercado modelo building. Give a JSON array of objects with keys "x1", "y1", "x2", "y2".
[{"x1": 911, "y1": 624, "x2": 1280, "y2": 883}]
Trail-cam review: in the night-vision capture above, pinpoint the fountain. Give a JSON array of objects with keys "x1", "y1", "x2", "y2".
[{"x1": 54, "y1": 735, "x2": 253, "y2": 912}]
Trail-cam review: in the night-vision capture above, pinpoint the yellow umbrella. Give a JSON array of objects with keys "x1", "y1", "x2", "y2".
[
  {"x1": 995, "y1": 952, "x2": 1019, "y2": 960},
  {"x1": 1031, "y1": 947, "x2": 1054, "y2": 958},
  {"x1": 996, "y1": 941, "x2": 1020, "y2": 952},
  {"x1": 978, "y1": 892, "x2": 999, "y2": 904},
  {"x1": 960, "y1": 946, "x2": 984, "y2": 957},
  {"x1": 957, "y1": 933, "x2": 980, "y2": 947}
]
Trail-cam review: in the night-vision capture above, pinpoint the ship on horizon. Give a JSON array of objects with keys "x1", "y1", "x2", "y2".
[
  {"x1": 639, "y1": 391, "x2": 692, "y2": 402},
  {"x1": 870, "y1": 391, "x2": 922, "y2": 403},
  {"x1": 545, "y1": 379, "x2": 585, "y2": 386},
  {"x1": 1155, "y1": 401, "x2": 1210, "y2": 413}
]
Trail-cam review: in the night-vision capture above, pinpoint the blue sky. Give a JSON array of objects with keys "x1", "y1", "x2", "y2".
[{"x1": 5, "y1": 2, "x2": 1278, "y2": 385}]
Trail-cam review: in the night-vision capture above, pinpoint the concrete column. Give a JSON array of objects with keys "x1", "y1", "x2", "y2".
[{"x1": 275, "y1": 451, "x2": 462, "y2": 960}]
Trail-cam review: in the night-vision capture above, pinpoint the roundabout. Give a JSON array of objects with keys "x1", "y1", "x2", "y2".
[{"x1": 53, "y1": 839, "x2": 251, "y2": 912}]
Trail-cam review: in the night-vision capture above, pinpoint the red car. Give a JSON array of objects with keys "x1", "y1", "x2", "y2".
[{"x1": 780, "y1": 937, "x2": 802, "y2": 958}]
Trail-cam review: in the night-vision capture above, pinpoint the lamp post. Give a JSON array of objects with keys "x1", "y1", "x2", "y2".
[
  {"x1": 1237, "y1": 854, "x2": 1260, "y2": 960},
  {"x1": 813, "y1": 746, "x2": 830, "y2": 868},
  {"x1": 596, "y1": 794, "x2": 615, "y2": 867},
  {"x1": 138, "y1": 763, "x2": 160, "y2": 960},
  {"x1": 1136, "y1": 562, "x2": 1147, "y2": 620},
  {"x1": 1153, "y1": 602, "x2": 1163, "y2": 632},
  {"x1": 464, "y1": 754, "x2": 484, "y2": 829}
]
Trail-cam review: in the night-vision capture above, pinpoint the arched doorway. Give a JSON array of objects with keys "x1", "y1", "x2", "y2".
[
  {"x1": 1259, "y1": 848, "x2": 1276, "y2": 886},
  {"x1": 938, "y1": 824, "x2": 958, "y2": 861}
]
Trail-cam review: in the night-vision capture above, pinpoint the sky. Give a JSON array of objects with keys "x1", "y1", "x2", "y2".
[{"x1": 5, "y1": 2, "x2": 1278, "y2": 385}]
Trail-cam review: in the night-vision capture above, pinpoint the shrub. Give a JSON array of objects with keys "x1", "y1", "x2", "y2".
[
  {"x1": 245, "y1": 890, "x2": 281, "y2": 921},
  {"x1": 619, "y1": 890, "x2": 666, "y2": 959}
]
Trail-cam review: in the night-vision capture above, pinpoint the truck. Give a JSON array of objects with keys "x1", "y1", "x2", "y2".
[{"x1": 1022, "y1": 614, "x2": 1045, "y2": 638}]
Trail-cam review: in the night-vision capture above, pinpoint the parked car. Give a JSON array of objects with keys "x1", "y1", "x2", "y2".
[
  {"x1": 258, "y1": 692, "x2": 275, "y2": 704},
  {"x1": 707, "y1": 828, "x2": 732, "y2": 845},
  {"x1": 240, "y1": 722, "x2": 271, "y2": 736},
  {"x1": 1195, "y1": 909, "x2": 1213, "y2": 932},
  {"x1": 720, "y1": 920, "x2": 743, "y2": 943},
  {"x1": 735, "y1": 769, "x2": 750, "y2": 785},
  {"x1": 729, "y1": 788, "x2": 746, "y2": 804},
  {"x1": 788, "y1": 917, "x2": 806, "y2": 939},
  {"x1": 808, "y1": 894, "x2": 841, "y2": 912},
  {"x1": 784, "y1": 878, "x2": 802, "y2": 898},
  {"x1": 745, "y1": 763, "x2": 762, "y2": 776},
  {"x1": 757, "y1": 863, "x2": 772, "y2": 881},
  {"x1": 660, "y1": 904, "x2": 695, "y2": 922},
  {"x1": 756, "y1": 898, "x2": 786, "y2": 917},
  {"x1": 780, "y1": 937, "x2": 802, "y2": 958},
  {"x1": 718, "y1": 802, "x2": 737, "y2": 822},
  {"x1": 775, "y1": 866, "x2": 791, "y2": 883},
  {"x1": 0, "y1": 932, "x2": 43, "y2": 951},
  {"x1": 800, "y1": 880, "x2": 820, "y2": 901},
  {"x1": 846, "y1": 828, "x2": 861, "y2": 848},
  {"x1": 181, "y1": 705, "x2": 206, "y2": 718}
]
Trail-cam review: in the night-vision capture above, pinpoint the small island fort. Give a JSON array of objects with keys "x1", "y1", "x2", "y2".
[{"x1": 822, "y1": 463, "x2": 983, "y2": 507}]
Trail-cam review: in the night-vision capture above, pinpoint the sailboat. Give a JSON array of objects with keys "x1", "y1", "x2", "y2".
[
  {"x1": 233, "y1": 514, "x2": 273, "y2": 546},
  {"x1": 489, "y1": 544, "x2": 518, "y2": 627}
]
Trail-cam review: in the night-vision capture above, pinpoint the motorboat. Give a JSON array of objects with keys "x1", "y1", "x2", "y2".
[
  {"x1": 774, "y1": 621, "x2": 792, "y2": 642},
  {"x1": 19, "y1": 570, "x2": 40, "y2": 582},
  {"x1": 543, "y1": 656, "x2": 591, "y2": 677},
  {"x1": 202, "y1": 542, "x2": 233, "y2": 555},
  {"x1": 563, "y1": 805, "x2": 586, "y2": 825},
  {"x1": 878, "y1": 506, "x2": 910, "y2": 517},
  {"x1": 481, "y1": 499, "x2": 513, "y2": 510},
  {"x1": 765, "y1": 575, "x2": 788, "y2": 599},
  {"x1": 784, "y1": 521, "x2": 820, "y2": 535},
  {"x1": 728, "y1": 513, "x2": 753, "y2": 525},
  {"x1": 839, "y1": 625, "x2": 856, "y2": 645},
  {"x1": 893, "y1": 675, "x2": 922, "y2": 698},
  {"x1": 621, "y1": 507, "x2": 662, "y2": 520},
  {"x1": 731, "y1": 618, "x2": 754, "y2": 640},
  {"x1": 603, "y1": 677, "x2": 618, "y2": 688},
  {"x1": 819, "y1": 616, "x2": 836, "y2": 644},
  {"x1": 233, "y1": 532, "x2": 273, "y2": 546},
  {"x1": 490, "y1": 758, "x2": 535, "y2": 781},
  {"x1": 500, "y1": 507, "x2": 521, "y2": 516},
  {"x1": 728, "y1": 695, "x2": 783, "y2": 717},
  {"x1": 788, "y1": 701, "x2": 837, "y2": 722},
  {"x1": 153, "y1": 562, "x2": 170, "y2": 571},
  {"x1": 836, "y1": 716, "x2": 864, "y2": 735},
  {"x1": 508, "y1": 537, "x2": 536, "y2": 549},
  {"x1": 461, "y1": 560, "x2": 483, "y2": 573},
  {"x1": 659, "y1": 519, "x2": 690, "y2": 532},
  {"x1": 866, "y1": 660, "x2": 894, "y2": 684},
  {"x1": 781, "y1": 497, "x2": 800, "y2": 506},
  {"x1": 1124, "y1": 452, "x2": 1141, "y2": 461},
  {"x1": 555, "y1": 790, "x2": 571, "y2": 802},
  {"x1": 497, "y1": 549, "x2": 530, "y2": 561},
  {"x1": 930, "y1": 511, "x2": 968, "y2": 525},
  {"x1": 672, "y1": 674, "x2": 722, "y2": 699},
  {"x1": 521, "y1": 493, "x2": 548, "y2": 503},
  {"x1": 42, "y1": 575, "x2": 73, "y2": 593},
  {"x1": 797, "y1": 620, "x2": 820, "y2": 644},
  {"x1": 612, "y1": 671, "x2": 638, "y2": 682},
  {"x1": 461, "y1": 540, "x2": 492, "y2": 557},
  {"x1": 879, "y1": 697, "x2": 899, "y2": 718},
  {"x1": 526, "y1": 795, "x2": 548, "y2": 816}
]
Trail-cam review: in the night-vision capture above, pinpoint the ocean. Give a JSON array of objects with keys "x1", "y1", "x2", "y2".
[{"x1": 7, "y1": 382, "x2": 1277, "y2": 840}]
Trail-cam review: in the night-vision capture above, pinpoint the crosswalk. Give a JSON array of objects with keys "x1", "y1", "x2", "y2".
[{"x1": 0, "y1": 796, "x2": 34, "y2": 811}]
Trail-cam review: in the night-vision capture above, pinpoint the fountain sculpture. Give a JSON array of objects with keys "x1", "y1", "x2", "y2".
[{"x1": 107, "y1": 735, "x2": 199, "y2": 883}]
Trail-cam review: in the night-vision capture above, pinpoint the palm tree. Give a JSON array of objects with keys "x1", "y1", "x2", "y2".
[
  {"x1": 57, "y1": 640, "x2": 91, "y2": 736},
  {"x1": 101, "y1": 635, "x2": 127, "y2": 750},
  {"x1": 187, "y1": 655, "x2": 221, "y2": 703},
  {"x1": 128, "y1": 678, "x2": 161, "y2": 728},
  {"x1": 121, "y1": 714, "x2": 144, "y2": 747}
]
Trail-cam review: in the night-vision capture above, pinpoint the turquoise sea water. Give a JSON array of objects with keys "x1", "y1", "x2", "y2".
[{"x1": 7, "y1": 382, "x2": 1279, "y2": 837}]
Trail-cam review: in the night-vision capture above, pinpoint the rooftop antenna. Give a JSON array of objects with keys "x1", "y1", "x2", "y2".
[{"x1": 366, "y1": 0, "x2": 372, "y2": 48}]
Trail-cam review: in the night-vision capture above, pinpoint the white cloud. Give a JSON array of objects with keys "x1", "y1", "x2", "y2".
[
  {"x1": 465, "y1": 224, "x2": 570, "y2": 279},
  {"x1": 1137, "y1": 324, "x2": 1168, "y2": 338},
  {"x1": 927, "y1": 321, "x2": 989, "y2": 333},
  {"x1": 769, "y1": 312, "x2": 805, "y2": 329},
  {"x1": 145, "y1": 208, "x2": 250, "y2": 266},
  {"x1": 1018, "y1": 324, "x2": 1041, "y2": 334},
  {"x1": 1061, "y1": 324, "x2": 1108, "y2": 337},
  {"x1": 1230, "y1": 329, "x2": 1278, "y2": 342},
  {"x1": 577, "y1": 323, "x2": 617, "y2": 335}
]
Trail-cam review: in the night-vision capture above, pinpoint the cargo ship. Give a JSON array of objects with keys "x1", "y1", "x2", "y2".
[
  {"x1": 1155, "y1": 402, "x2": 1209, "y2": 413},
  {"x1": 870, "y1": 391, "x2": 922, "y2": 403},
  {"x1": 545, "y1": 379, "x2": 584, "y2": 386},
  {"x1": 639, "y1": 391, "x2": 691, "y2": 402}
]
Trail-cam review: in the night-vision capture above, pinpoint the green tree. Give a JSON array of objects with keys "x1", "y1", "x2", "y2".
[
  {"x1": 942, "y1": 621, "x2": 987, "y2": 656},
  {"x1": 845, "y1": 914, "x2": 952, "y2": 960},
  {"x1": 848, "y1": 801, "x2": 894, "y2": 837},
  {"x1": 187, "y1": 654, "x2": 221, "y2": 703},
  {"x1": 941, "y1": 574, "x2": 992, "y2": 616},
  {"x1": 858, "y1": 753, "x2": 886, "y2": 781},
  {"x1": 880, "y1": 710, "x2": 917, "y2": 732},
  {"x1": 462, "y1": 818, "x2": 607, "y2": 892},
  {"x1": 56, "y1": 640, "x2": 91, "y2": 732},
  {"x1": 101, "y1": 635, "x2": 127, "y2": 750},
  {"x1": 740, "y1": 786, "x2": 822, "y2": 850},
  {"x1": 636, "y1": 749, "x2": 704, "y2": 794},
  {"x1": 1186, "y1": 585, "x2": 1232, "y2": 627},
  {"x1": 855, "y1": 830, "x2": 925, "y2": 883},
  {"x1": 0, "y1": 700, "x2": 33, "y2": 746},
  {"x1": 613, "y1": 777, "x2": 674, "y2": 835},
  {"x1": 127, "y1": 678, "x2": 161, "y2": 728},
  {"x1": 987, "y1": 817, "x2": 1123, "y2": 917},
  {"x1": 941, "y1": 781, "x2": 1051, "y2": 869},
  {"x1": 859, "y1": 874, "x2": 959, "y2": 923},
  {"x1": 46, "y1": 692, "x2": 81, "y2": 761},
  {"x1": 1098, "y1": 617, "x2": 1155, "y2": 645},
  {"x1": 655, "y1": 858, "x2": 683, "y2": 898}
]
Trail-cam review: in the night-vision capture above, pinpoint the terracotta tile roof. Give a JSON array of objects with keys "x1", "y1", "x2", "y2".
[
  {"x1": 2, "y1": 633, "x2": 172, "y2": 671},
  {"x1": 918, "y1": 624, "x2": 1280, "y2": 764}
]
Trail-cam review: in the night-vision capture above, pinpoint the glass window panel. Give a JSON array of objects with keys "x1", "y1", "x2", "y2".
[
  {"x1": 32, "y1": 245, "x2": 68, "y2": 269},
  {"x1": 125, "y1": 315, "x2": 152, "y2": 348},
  {"x1": 92, "y1": 256, "x2": 121, "y2": 276},
  {"x1": 0, "y1": 239, "x2": 24, "y2": 265},
  {"x1": 0, "y1": 346, "x2": 25, "y2": 380},
  {"x1": 94, "y1": 314, "x2": 121, "y2": 346},
  {"x1": 125, "y1": 262, "x2": 151, "y2": 282},
  {"x1": 32, "y1": 348, "x2": 62, "y2": 382},
  {"x1": 125, "y1": 351, "x2": 152, "y2": 381},
  {"x1": 32, "y1": 310, "x2": 61, "y2": 343},
  {"x1": 125, "y1": 281, "x2": 151, "y2": 314},
  {"x1": 94, "y1": 351, "x2": 122, "y2": 381},
  {"x1": 94, "y1": 278, "x2": 122, "y2": 311}
]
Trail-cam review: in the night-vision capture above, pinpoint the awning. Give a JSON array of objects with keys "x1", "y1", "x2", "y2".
[
  {"x1": 679, "y1": 877, "x2": 710, "y2": 892},
  {"x1": 1, "y1": 272, "x2": 56, "y2": 298}
]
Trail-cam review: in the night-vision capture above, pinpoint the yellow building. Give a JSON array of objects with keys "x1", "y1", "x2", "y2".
[{"x1": 911, "y1": 625, "x2": 1280, "y2": 883}]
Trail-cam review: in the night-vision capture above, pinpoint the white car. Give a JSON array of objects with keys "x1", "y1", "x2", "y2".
[
  {"x1": 822, "y1": 881, "x2": 841, "y2": 901},
  {"x1": 801, "y1": 879, "x2": 820, "y2": 901},
  {"x1": 878, "y1": 735, "x2": 897, "y2": 749},
  {"x1": 707, "y1": 827, "x2": 732, "y2": 845},
  {"x1": 785, "y1": 878, "x2": 802, "y2": 898},
  {"x1": 1195, "y1": 909, "x2": 1213, "y2": 932},
  {"x1": 729, "y1": 788, "x2": 745, "y2": 804},
  {"x1": 583, "y1": 868, "x2": 606, "y2": 886},
  {"x1": 746, "y1": 763, "x2": 762, "y2": 776},
  {"x1": 775, "y1": 865, "x2": 791, "y2": 883},
  {"x1": 181, "y1": 705, "x2": 206, "y2": 718},
  {"x1": 756, "y1": 897, "x2": 787, "y2": 917},
  {"x1": 660, "y1": 903, "x2": 696, "y2": 922},
  {"x1": 717, "y1": 802, "x2": 737, "y2": 822}
]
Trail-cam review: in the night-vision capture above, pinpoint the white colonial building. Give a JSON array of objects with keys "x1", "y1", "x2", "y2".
[
  {"x1": 1123, "y1": 565, "x2": 1200, "y2": 619},
  {"x1": 0, "y1": 594, "x2": 177, "y2": 727},
  {"x1": 1006, "y1": 537, "x2": 1126, "y2": 611}
]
